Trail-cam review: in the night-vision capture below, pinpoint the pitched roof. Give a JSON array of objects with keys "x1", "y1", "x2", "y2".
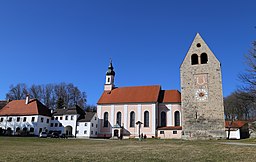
[
  {"x1": 98, "y1": 85, "x2": 161, "y2": 104},
  {"x1": 158, "y1": 90, "x2": 181, "y2": 103},
  {"x1": 0, "y1": 99, "x2": 51, "y2": 117},
  {"x1": 53, "y1": 105, "x2": 85, "y2": 116},
  {"x1": 157, "y1": 126, "x2": 182, "y2": 130},
  {"x1": 0, "y1": 101, "x2": 8, "y2": 110},
  {"x1": 78, "y1": 112, "x2": 96, "y2": 122},
  {"x1": 225, "y1": 121, "x2": 247, "y2": 128}
]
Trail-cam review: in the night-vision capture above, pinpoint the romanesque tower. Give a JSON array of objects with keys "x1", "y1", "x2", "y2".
[{"x1": 180, "y1": 33, "x2": 226, "y2": 139}]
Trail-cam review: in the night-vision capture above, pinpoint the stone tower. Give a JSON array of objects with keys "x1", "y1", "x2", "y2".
[{"x1": 180, "y1": 33, "x2": 226, "y2": 139}]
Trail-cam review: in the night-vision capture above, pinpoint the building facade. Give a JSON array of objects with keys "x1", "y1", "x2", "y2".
[{"x1": 180, "y1": 33, "x2": 226, "y2": 139}]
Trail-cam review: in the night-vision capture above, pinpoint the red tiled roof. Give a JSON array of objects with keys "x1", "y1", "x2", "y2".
[
  {"x1": 0, "y1": 99, "x2": 51, "y2": 117},
  {"x1": 157, "y1": 126, "x2": 182, "y2": 130},
  {"x1": 97, "y1": 85, "x2": 161, "y2": 104},
  {"x1": 225, "y1": 121, "x2": 247, "y2": 128},
  {"x1": 160, "y1": 90, "x2": 181, "y2": 103}
]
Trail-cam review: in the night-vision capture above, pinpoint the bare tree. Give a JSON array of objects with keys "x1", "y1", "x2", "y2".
[{"x1": 6, "y1": 83, "x2": 28, "y2": 100}]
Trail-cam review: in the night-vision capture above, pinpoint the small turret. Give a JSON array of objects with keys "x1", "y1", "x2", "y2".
[{"x1": 104, "y1": 59, "x2": 115, "y2": 91}]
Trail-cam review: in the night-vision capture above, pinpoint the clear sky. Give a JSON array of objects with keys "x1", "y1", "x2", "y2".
[{"x1": 0, "y1": 0, "x2": 255, "y2": 105}]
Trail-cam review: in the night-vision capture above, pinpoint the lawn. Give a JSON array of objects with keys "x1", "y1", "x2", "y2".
[{"x1": 0, "y1": 137, "x2": 256, "y2": 162}]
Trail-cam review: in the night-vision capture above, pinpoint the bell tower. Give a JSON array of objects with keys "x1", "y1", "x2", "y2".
[
  {"x1": 104, "y1": 59, "x2": 115, "y2": 91},
  {"x1": 180, "y1": 33, "x2": 226, "y2": 139}
]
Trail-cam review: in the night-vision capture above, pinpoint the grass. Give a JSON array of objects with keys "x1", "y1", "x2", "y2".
[{"x1": 0, "y1": 137, "x2": 256, "y2": 162}]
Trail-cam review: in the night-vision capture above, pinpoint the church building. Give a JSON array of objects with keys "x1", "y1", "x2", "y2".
[{"x1": 97, "y1": 33, "x2": 226, "y2": 139}]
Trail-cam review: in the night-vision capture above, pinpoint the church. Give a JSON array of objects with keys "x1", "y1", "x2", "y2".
[{"x1": 97, "y1": 33, "x2": 226, "y2": 139}]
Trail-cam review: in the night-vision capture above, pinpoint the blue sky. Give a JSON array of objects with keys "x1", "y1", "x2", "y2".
[{"x1": 0, "y1": 0, "x2": 255, "y2": 105}]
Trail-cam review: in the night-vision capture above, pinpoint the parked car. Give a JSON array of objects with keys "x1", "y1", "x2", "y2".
[
  {"x1": 39, "y1": 132, "x2": 47, "y2": 138},
  {"x1": 51, "y1": 132, "x2": 60, "y2": 138},
  {"x1": 60, "y1": 134, "x2": 68, "y2": 139}
]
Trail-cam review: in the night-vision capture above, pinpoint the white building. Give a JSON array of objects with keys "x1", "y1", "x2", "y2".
[
  {"x1": 0, "y1": 97, "x2": 51, "y2": 136},
  {"x1": 50, "y1": 106, "x2": 98, "y2": 138}
]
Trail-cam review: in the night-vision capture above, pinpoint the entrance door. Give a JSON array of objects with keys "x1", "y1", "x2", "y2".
[{"x1": 114, "y1": 130, "x2": 119, "y2": 137}]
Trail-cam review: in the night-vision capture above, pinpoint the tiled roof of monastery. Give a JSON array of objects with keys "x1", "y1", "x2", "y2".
[
  {"x1": 52, "y1": 105, "x2": 85, "y2": 116},
  {"x1": 0, "y1": 99, "x2": 51, "y2": 117},
  {"x1": 78, "y1": 112, "x2": 96, "y2": 122},
  {"x1": 225, "y1": 121, "x2": 247, "y2": 128},
  {"x1": 158, "y1": 90, "x2": 181, "y2": 103},
  {"x1": 97, "y1": 85, "x2": 181, "y2": 104},
  {"x1": 157, "y1": 126, "x2": 182, "y2": 130}
]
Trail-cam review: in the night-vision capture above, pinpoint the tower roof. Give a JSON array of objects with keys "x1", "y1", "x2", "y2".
[{"x1": 106, "y1": 59, "x2": 115, "y2": 76}]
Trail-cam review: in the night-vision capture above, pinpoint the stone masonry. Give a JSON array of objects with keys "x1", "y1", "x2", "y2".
[{"x1": 180, "y1": 33, "x2": 226, "y2": 139}]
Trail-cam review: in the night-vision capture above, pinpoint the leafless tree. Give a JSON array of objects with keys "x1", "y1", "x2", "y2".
[{"x1": 6, "y1": 83, "x2": 28, "y2": 100}]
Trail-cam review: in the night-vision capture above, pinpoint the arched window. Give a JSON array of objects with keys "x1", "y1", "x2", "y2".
[
  {"x1": 103, "y1": 112, "x2": 108, "y2": 127},
  {"x1": 201, "y1": 53, "x2": 208, "y2": 64},
  {"x1": 191, "y1": 54, "x2": 199, "y2": 65},
  {"x1": 116, "y1": 112, "x2": 122, "y2": 126},
  {"x1": 144, "y1": 111, "x2": 149, "y2": 127},
  {"x1": 130, "y1": 111, "x2": 135, "y2": 127},
  {"x1": 161, "y1": 111, "x2": 166, "y2": 127},
  {"x1": 174, "y1": 111, "x2": 180, "y2": 126}
]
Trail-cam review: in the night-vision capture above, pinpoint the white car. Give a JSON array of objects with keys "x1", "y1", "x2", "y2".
[{"x1": 39, "y1": 132, "x2": 47, "y2": 138}]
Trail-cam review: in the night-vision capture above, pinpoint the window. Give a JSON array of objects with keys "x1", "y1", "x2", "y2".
[
  {"x1": 174, "y1": 111, "x2": 180, "y2": 126},
  {"x1": 41, "y1": 117, "x2": 44, "y2": 123},
  {"x1": 60, "y1": 117, "x2": 63, "y2": 120},
  {"x1": 173, "y1": 131, "x2": 177, "y2": 134},
  {"x1": 77, "y1": 123, "x2": 80, "y2": 126},
  {"x1": 76, "y1": 130, "x2": 79, "y2": 134},
  {"x1": 130, "y1": 111, "x2": 135, "y2": 127},
  {"x1": 47, "y1": 119, "x2": 49, "y2": 123},
  {"x1": 201, "y1": 53, "x2": 208, "y2": 64},
  {"x1": 85, "y1": 123, "x2": 87, "y2": 126},
  {"x1": 51, "y1": 117, "x2": 54, "y2": 120},
  {"x1": 116, "y1": 112, "x2": 121, "y2": 126},
  {"x1": 23, "y1": 117, "x2": 27, "y2": 122},
  {"x1": 96, "y1": 124, "x2": 97, "y2": 128},
  {"x1": 55, "y1": 123, "x2": 58, "y2": 127},
  {"x1": 71, "y1": 116, "x2": 74, "y2": 120},
  {"x1": 91, "y1": 123, "x2": 94, "y2": 127},
  {"x1": 65, "y1": 116, "x2": 68, "y2": 120},
  {"x1": 0, "y1": 118, "x2": 3, "y2": 122},
  {"x1": 30, "y1": 128, "x2": 34, "y2": 132},
  {"x1": 31, "y1": 117, "x2": 35, "y2": 122},
  {"x1": 84, "y1": 130, "x2": 87, "y2": 134},
  {"x1": 144, "y1": 111, "x2": 149, "y2": 127},
  {"x1": 91, "y1": 131, "x2": 93, "y2": 135},
  {"x1": 50, "y1": 123, "x2": 53, "y2": 127},
  {"x1": 160, "y1": 131, "x2": 164, "y2": 134},
  {"x1": 8, "y1": 117, "x2": 12, "y2": 122},
  {"x1": 191, "y1": 54, "x2": 199, "y2": 65},
  {"x1": 59, "y1": 123, "x2": 62, "y2": 127},
  {"x1": 39, "y1": 128, "x2": 42, "y2": 133},
  {"x1": 103, "y1": 112, "x2": 108, "y2": 127},
  {"x1": 95, "y1": 131, "x2": 97, "y2": 135},
  {"x1": 55, "y1": 117, "x2": 58, "y2": 120},
  {"x1": 17, "y1": 117, "x2": 20, "y2": 122},
  {"x1": 95, "y1": 117, "x2": 97, "y2": 120},
  {"x1": 161, "y1": 111, "x2": 166, "y2": 127}
]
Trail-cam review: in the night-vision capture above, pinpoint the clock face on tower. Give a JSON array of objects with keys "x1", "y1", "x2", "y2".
[{"x1": 195, "y1": 89, "x2": 208, "y2": 101}]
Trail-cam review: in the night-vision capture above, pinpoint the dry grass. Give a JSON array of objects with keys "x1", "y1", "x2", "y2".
[{"x1": 0, "y1": 137, "x2": 256, "y2": 162}]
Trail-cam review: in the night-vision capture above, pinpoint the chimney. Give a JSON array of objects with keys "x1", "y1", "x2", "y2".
[{"x1": 25, "y1": 94, "x2": 30, "y2": 104}]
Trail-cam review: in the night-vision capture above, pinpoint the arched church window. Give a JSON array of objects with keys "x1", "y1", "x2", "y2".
[
  {"x1": 130, "y1": 111, "x2": 135, "y2": 127},
  {"x1": 116, "y1": 112, "x2": 122, "y2": 126},
  {"x1": 191, "y1": 54, "x2": 199, "y2": 65},
  {"x1": 103, "y1": 112, "x2": 108, "y2": 127},
  {"x1": 201, "y1": 53, "x2": 208, "y2": 64},
  {"x1": 144, "y1": 111, "x2": 149, "y2": 127},
  {"x1": 161, "y1": 111, "x2": 166, "y2": 127},
  {"x1": 174, "y1": 111, "x2": 180, "y2": 126}
]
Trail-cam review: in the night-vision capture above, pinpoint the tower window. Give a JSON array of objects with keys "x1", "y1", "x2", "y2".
[
  {"x1": 201, "y1": 53, "x2": 208, "y2": 64},
  {"x1": 196, "y1": 43, "x2": 201, "y2": 47},
  {"x1": 191, "y1": 54, "x2": 199, "y2": 65}
]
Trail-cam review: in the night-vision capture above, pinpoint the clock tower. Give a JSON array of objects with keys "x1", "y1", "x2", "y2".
[{"x1": 180, "y1": 33, "x2": 226, "y2": 139}]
